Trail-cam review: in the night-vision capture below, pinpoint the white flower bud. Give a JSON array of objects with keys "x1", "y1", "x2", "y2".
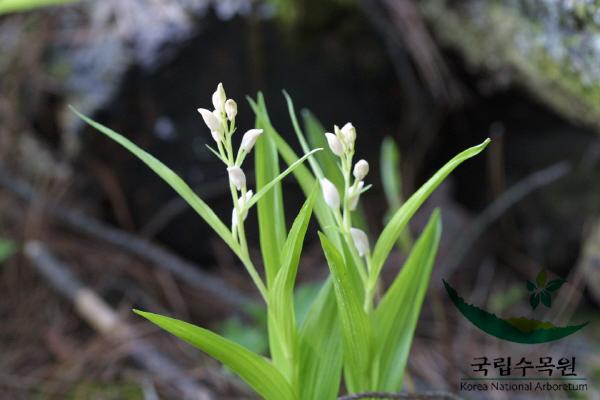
[
  {"x1": 225, "y1": 99, "x2": 237, "y2": 121},
  {"x1": 241, "y1": 190, "x2": 253, "y2": 206},
  {"x1": 232, "y1": 190, "x2": 253, "y2": 230},
  {"x1": 212, "y1": 83, "x2": 227, "y2": 113},
  {"x1": 353, "y1": 159, "x2": 369, "y2": 180},
  {"x1": 198, "y1": 108, "x2": 223, "y2": 135},
  {"x1": 227, "y1": 166, "x2": 246, "y2": 190},
  {"x1": 341, "y1": 122, "x2": 356, "y2": 146},
  {"x1": 320, "y1": 178, "x2": 340, "y2": 210},
  {"x1": 240, "y1": 129, "x2": 263, "y2": 152},
  {"x1": 325, "y1": 132, "x2": 344, "y2": 156},
  {"x1": 350, "y1": 227, "x2": 369, "y2": 257},
  {"x1": 210, "y1": 130, "x2": 224, "y2": 143},
  {"x1": 347, "y1": 181, "x2": 364, "y2": 210}
]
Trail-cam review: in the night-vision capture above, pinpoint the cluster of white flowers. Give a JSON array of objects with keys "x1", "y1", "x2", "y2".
[
  {"x1": 198, "y1": 83, "x2": 263, "y2": 235},
  {"x1": 320, "y1": 122, "x2": 370, "y2": 258}
]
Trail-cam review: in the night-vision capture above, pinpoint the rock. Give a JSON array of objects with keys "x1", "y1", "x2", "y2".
[{"x1": 418, "y1": 0, "x2": 600, "y2": 130}]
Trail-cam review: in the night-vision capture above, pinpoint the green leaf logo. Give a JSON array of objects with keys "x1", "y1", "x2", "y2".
[{"x1": 526, "y1": 270, "x2": 565, "y2": 310}]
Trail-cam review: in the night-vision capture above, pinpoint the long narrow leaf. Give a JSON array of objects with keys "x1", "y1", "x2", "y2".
[
  {"x1": 298, "y1": 279, "x2": 343, "y2": 400},
  {"x1": 70, "y1": 107, "x2": 239, "y2": 255},
  {"x1": 380, "y1": 137, "x2": 412, "y2": 251},
  {"x1": 135, "y1": 311, "x2": 296, "y2": 400},
  {"x1": 70, "y1": 107, "x2": 268, "y2": 298},
  {"x1": 268, "y1": 188, "x2": 316, "y2": 387},
  {"x1": 246, "y1": 148, "x2": 322, "y2": 209},
  {"x1": 284, "y1": 93, "x2": 366, "y2": 279},
  {"x1": 370, "y1": 138, "x2": 490, "y2": 285},
  {"x1": 319, "y1": 232, "x2": 372, "y2": 393},
  {"x1": 248, "y1": 94, "x2": 341, "y2": 248},
  {"x1": 255, "y1": 111, "x2": 287, "y2": 287},
  {"x1": 372, "y1": 210, "x2": 442, "y2": 391},
  {"x1": 0, "y1": 0, "x2": 76, "y2": 15},
  {"x1": 303, "y1": 110, "x2": 343, "y2": 191}
]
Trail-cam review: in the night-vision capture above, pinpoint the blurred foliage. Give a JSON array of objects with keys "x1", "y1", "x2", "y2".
[
  {"x1": 380, "y1": 137, "x2": 412, "y2": 252},
  {"x1": 0, "y1": 0, "x2": 77, "y2": 15},
  {"x1": 489, "y1": 284, "x2": 526, "y2": 314},
  {"x1": 0, "y1": 238, "x2": 16, "y2": 264},
  {"x1": 219, "y1": 282, "x2": 324, "y2": 356},
  {"x1": 266, "y1": 0, "x2": 357, "y2": 31},
  {"x1": 34, "y1": 381, "x2": 142, "y2": 399}
]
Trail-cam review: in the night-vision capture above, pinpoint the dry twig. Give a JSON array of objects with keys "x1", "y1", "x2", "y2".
[
  {"x1": 24, "y1": 241, "x2": 214, "y2": 400},
  {"x1": 0, "y1": 169, "x2": 251, "y2": 308}
]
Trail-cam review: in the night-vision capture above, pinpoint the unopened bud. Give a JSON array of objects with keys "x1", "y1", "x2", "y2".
[
  {"x1": 210, "y1": 130, "x2": 224, "y2": 143},
  {"x1": 225, "y1": 99, "x2": 237, "y2": 121},
  {"x1": 341, "y1": 122, "x2": 356, "y2": 146},
  {"x1": 347, "y1": 181, "x2": 364, "y2": 210},
  {"x1": 325, "y1": 132, "x2": 344, "y2": 156},
  {"x1": 240, "y1": 129, "x2": 263, "y2": 152},
  {"x1": 320, "y1": 178, "x2": 340, "y2": 210},
  {"x1": 353, "y1": 159, "x2": 369, "y2": 180},
  {"x1": 212, "y1": 83, "x2": 227, "y2": 113},
  {"x1": 227, "y1": 166, "x2": 246, "y2": 190},
  {"x1": 198, "y1": 108, "x2": 223, "y2": 136},
  {"x1": 350, "y1": 227, "x2": 369, "y2": 257}
]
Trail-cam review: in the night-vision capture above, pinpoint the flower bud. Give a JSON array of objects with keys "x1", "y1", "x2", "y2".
[
  {"x1": 212, "y1": 83, "x2": 227, "y2": 113},
  {"x1": 347, "y1": 181, "x2": 364, "y2": 210},
  {"x1": 325, "y1": 132, "x2": 344, "y2": 156},
  {"x1": 341, "y1": 122, "x2": 356, "y2": 146},
  {"x1": 198, "y1": 108, "x2": 223, "y2": 135},
  {"x1": 350, "y1": 227, "x2": 369, "y2": 257},
  {"x1": 240, "y1": 129, "x2": 263, "y2": 152},
  {"x1": 227, "y1": 166, "x2": 246, "y2": 190},
  {"x1": 353, "y1": 159, "x2": 369, "y2": 180},
  {"x1": 320, "y1": 178, "x2": 340, "y2": 210},
  {"x1": 232, "y1": 190, "x2": 253, "y2": 229},
  {"x1": 210, "y1": 130, "x2": 224, "y2": 143},
  {"x1": 225, "y1": 99, "x2": 237, "y2": 121}
]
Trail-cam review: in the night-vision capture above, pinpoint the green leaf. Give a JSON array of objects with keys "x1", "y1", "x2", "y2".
[
  {"x1": 0, "y1": 238, "x2": 16, "y2": 263},
  {"x1": 372, "y1": 209, "x2": 442, "y2": 392},
  {"x1": 71, "y1": 106, "x2": 267, "y2": 298},
  {"x1": 283, "y1": 91, "x2": 323, "y2": 181},
  {"x1": 380, "y1": 137, "x2": 412, "y2": 252},
  {"x1": 255, "y1": 110, "x2": 287, "y2": 287},
  {"x1": 303, "y1": 110, "x2": 344, "y2": 191},
  {"x1": 545, "y1": 278, "x2": 566, "y2": 292},
  {"x1": 0, "y1": 0, "x2": 77, "y2": 15},
  {"x1": 526, "y1": 280, "x2": 536, "y2": 292},
  {"x1": 248, "y1": 94, "x2": 341, "y2": 248},
  {"x1": 380, "y1": 137, "x2": 403, "y2": 210},
  {"x1": 246, "y1": 148, "x2": 321, "y2": 210},
  {"x1": 318, "y1": 233, "x2": 372, "y2": 393},
  {"x1": 370, "y1": 138, "x2": 490, "y2": 287},
  {"x1": 268, "y1": 188, "x2": 316, "y2": 384},
  {"x1": 536, "y1": 270, "x2": 548, "y2": 287},
  {"x1": 540, "y1": 290, "x2": 552, "y2": 308},
  {"x1": 283, "y1": 92, "x2": 367, "y2": 280},
  {"x1": 298, "y1": 280, "x2": 343, "y2": 400},
  {"x1": 530, "y1": 293, "x2": 540, "y2": 310},
  {"x1": 134, "y1": 310, "x2": 295, "y2": 400}
]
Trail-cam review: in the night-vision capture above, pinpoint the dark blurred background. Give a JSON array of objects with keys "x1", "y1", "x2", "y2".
[{"x1": 0, "y1": 0, "x2": 599, "y2": 398}]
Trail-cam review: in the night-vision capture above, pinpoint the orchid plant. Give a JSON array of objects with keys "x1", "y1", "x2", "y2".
[{"x1": 72, "y1": 83, "x2": 489, "y2": 399}]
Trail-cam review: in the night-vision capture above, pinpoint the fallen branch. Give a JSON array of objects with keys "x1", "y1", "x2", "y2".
[
  {"x1": 0, "y1": 169, "x2": 251, "y2": 308},
  {"x1": 24, "y1": 241, "x2": 214, "y2": 400},
  {"x1": 338, "y1": 391, "x2": 462, "y2": 400}
]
